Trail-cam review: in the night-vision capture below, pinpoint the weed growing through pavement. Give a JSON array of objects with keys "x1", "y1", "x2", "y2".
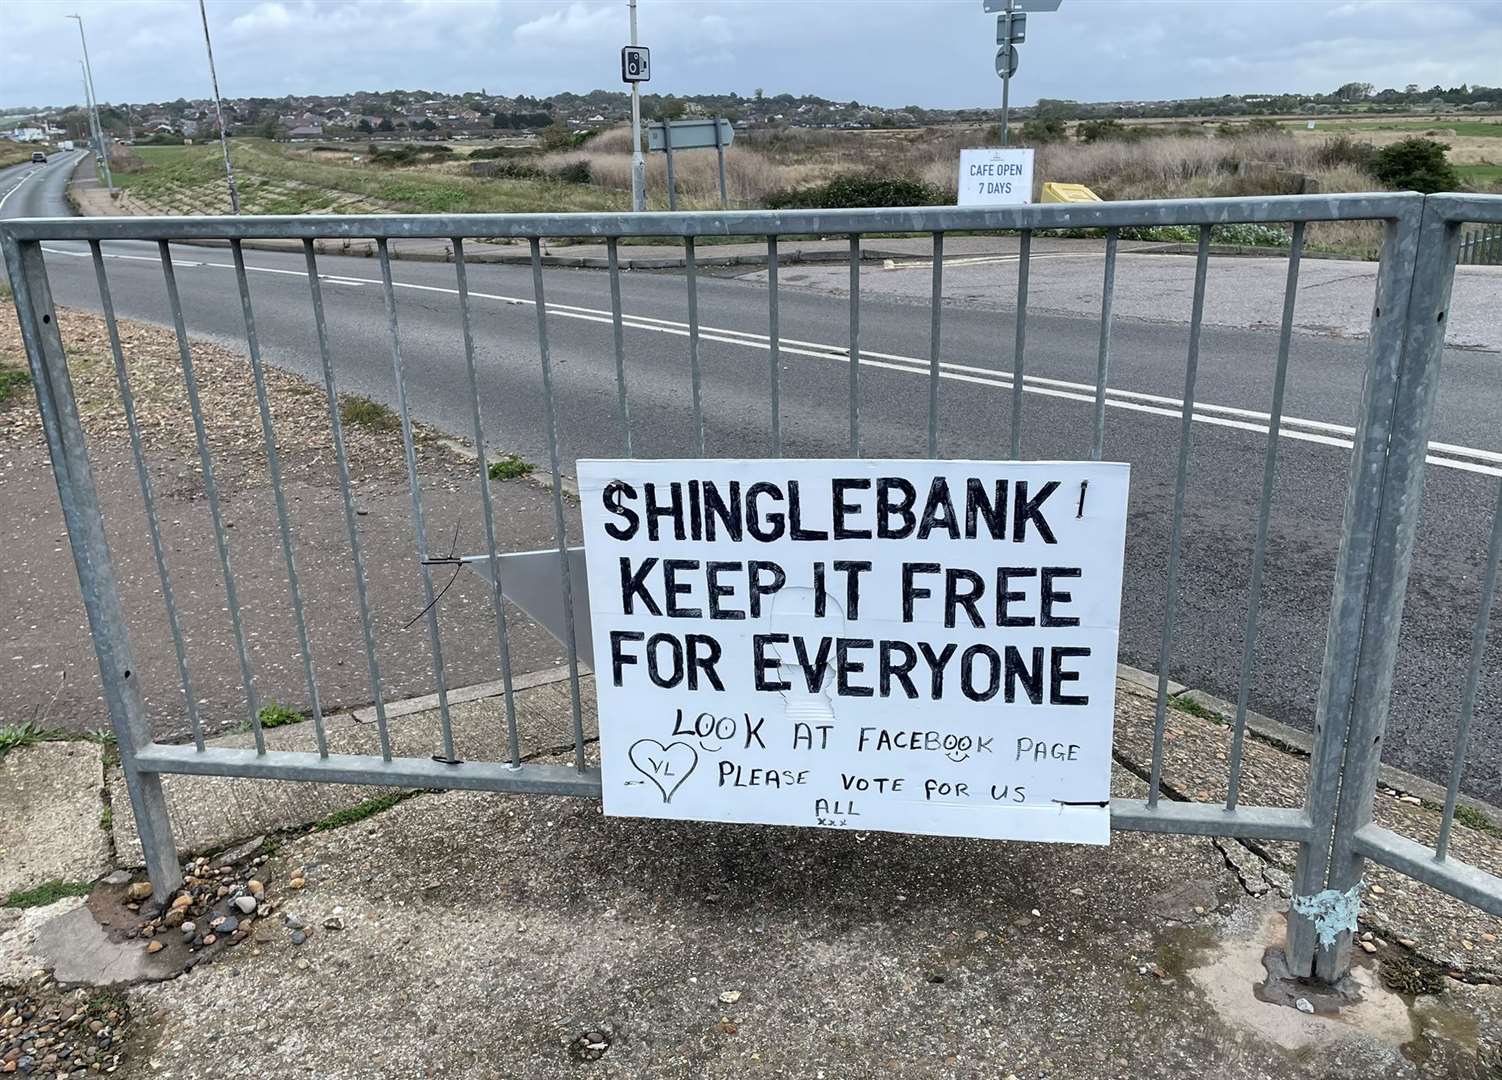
[
  {"x1": 313, "y1": 792, "x2": 410, "y2": 832},
  {"x1": 1454, "y1": 804, "x2": 1501, "y2": 837},
  {"x1": 488, "y1": 454, "x2": 535, "y2": 481},
  {"x1": 0, "y1": 720, "x2": 54, "y2": 759},
  {"x1": 3, "y1": 879, "x2": 93, "y2": 909},
  {"x1": 1167, "y1": 694, "x2": 1228, "y2": 725},
  {"x1": 257, "y1": 701, "x2": 306, "y2": 729}
]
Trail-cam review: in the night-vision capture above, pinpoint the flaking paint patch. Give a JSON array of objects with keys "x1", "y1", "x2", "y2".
[{"x1": 1291, "y1": 885, "x2": 1362, "y2": 948}]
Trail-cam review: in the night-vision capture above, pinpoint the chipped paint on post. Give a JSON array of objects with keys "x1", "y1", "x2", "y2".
[{"x1": 1291, "y1": 885, "x2": 1362, "y2": 948}]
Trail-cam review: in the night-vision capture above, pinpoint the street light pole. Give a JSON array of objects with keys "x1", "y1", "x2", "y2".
[
  {"x1": 65, "y1": 13, "x2": 113, "y2": 193},
  {"x1": 197, "y1": 0, "x2": 241, "y2": 213},
  {"x1": 628, "y1": 0, "x2": 646, "y2": 212},
  {"x1": 78, "y1": 63, "x2": 101, "y2": 161}
]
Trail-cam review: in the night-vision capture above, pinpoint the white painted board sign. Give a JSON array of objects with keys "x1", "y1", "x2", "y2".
[
  {"x1": 578, "y1": 459, "x2": 1130, "y2": 845},
  {"x1": 957, "y1": 147, "x2": 1035, "y2": 206}
]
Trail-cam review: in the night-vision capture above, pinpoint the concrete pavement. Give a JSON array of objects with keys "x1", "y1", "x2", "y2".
[{"x1": 3, "y1": 669, "x2": 1501, "y2": 1079}]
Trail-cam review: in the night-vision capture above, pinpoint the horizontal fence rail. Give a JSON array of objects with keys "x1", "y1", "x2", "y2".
[{"x1": 3, "y1": 191, "x2": 1499, "y2": 987}]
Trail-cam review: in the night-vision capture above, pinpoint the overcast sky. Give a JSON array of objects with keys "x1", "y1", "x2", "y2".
[{"x1": 4, "y1": 1, "x2": 1500, "y2": 112}]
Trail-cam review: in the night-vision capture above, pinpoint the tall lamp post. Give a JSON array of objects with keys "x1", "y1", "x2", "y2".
[
  {"x1": 65, "y1": 13, "x2": 114, "y2": 194},
  {"x1": 198, "y1": 0, "x2": 241, "y2": 213}
]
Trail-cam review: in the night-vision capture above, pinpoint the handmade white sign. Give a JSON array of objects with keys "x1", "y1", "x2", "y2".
[
  {"x1": 578, "y1": 459, "x2": 1129, "y2": 844},
  {"x1": 957, "y1": 147, "x2": 1035, "y2": 206}
]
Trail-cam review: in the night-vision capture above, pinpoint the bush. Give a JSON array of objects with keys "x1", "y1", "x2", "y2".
[
  {"x1": 551, "y1": 159, "x2": 591, "y2": 184},
  {"x1": 366, "y1": 142, "x2": 454, "y2": 167},
  {"x1": 763, "y1": 173, "x2": 948, "y2": 210},
  {"x1": 1313, "y1": 135, "x2": 1376, "y2": 172},
  {"x1": 1370, "y1": 137, "x2": 1459, "y2": 192},
  {"x1": 1077, "y1": 119, "x2": 1125, "y2": 144},
  {"x1": 1020, "y1": 118, "x2": 1068, "y2": 145}
]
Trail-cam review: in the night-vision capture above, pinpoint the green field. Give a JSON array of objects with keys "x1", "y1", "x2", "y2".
[
  {"x1": 112, "y1": 140, "x2": 624, "y2": 216},
  {"x1": 1456, "y1": 163, "x2": 1502, "y2": 188}
]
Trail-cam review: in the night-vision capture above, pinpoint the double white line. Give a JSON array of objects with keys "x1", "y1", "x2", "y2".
[{"x1": 42, "y1": 242, "x2": 1502, "y2": 478}]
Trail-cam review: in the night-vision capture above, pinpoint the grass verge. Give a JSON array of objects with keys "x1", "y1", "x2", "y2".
[{"x1": 3, "y1": 879, "x2": 93, "y2": 909}]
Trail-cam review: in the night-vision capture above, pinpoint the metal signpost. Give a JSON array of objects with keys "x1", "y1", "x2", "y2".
[
  {"x1": 647, "y1": 117, "x2": 734, "y2": 210},
  {"x1": 622, "y1": 0, "x2": 649, "y2": 213},
  {"x1": 983, "y1": 0, "x2": 1061, "y2": 147}
]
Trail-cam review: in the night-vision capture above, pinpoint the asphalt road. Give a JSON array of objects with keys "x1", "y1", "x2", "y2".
[{"x1": 4, "y1": 151, "x2": 1500, "y2": 802}]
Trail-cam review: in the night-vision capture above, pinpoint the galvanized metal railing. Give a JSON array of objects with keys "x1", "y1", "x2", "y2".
[
  {"x1": 3, "y1": 191, "x2": 1498, "y2": 987},
  {"x1": 1457, "y1": 221, "x2": 1501, "y2": 265}
]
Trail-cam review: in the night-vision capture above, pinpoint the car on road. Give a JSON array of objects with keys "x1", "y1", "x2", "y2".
[{"x1": 31, "y1": 151, "x2": 46, "y2": 164}]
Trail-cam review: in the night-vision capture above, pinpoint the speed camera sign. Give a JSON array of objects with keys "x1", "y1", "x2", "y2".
[{"x1": 621, "y1": 46, "x2": 651, "y2": 83}]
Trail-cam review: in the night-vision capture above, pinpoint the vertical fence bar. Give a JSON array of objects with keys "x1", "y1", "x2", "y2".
[
  {"x1": 1090, "y1": 228, "x2": 1118, "y2": 461},
  {"x1": 1307, "y1": 201, "x2": 1458, "y2": 982},
  {"x1": 529, "y1": 238, "x2": 588, "y2": 770},
  {"x1": 606, "y1": 237, "x2": 633, "y2": 457},
  {"x1": 1436, "y1": 478, "x2": 1502, "y2": 860},
  {"x1": 89, "y1": 242, "x2": 204, "y2": 753},
  {"x1": 1283, "y1": 198, "x2": 1432, "y2": 981},
  {"x1": 1010, "y1": 231, "x2": 1031, "y2": 459},
  {"x1": 684, "y1": 236, "x2": 706, "y2": 455},
  {"x1": 158, "y1": 242, "x2": 263, "y2": 753},
  {"x1": 303, "y1": 243, "x2": 391, "y2": 761},
  {"x1": 768, "y1": 235, "x2": 781, "y2": 455},
  {"x1": 229, "y1": 240, "x2": 327, "y2": 758},
  {"x1": 3, "y1": 234, "x2": 182, "y2": 899},
  {"x1": 848, "y1": 234, "x2": 861, "y2": 456},
  {"x1": 927, "y1": 231, "x2": 943, "y2": 459},
  {"x1": 1226, "y1": 222, "x2": 1305, "y2": 810},
  {"x1": 376, "y1": 239, "x2": 455, "y2": 763},
  {"x1": 453, "y1": 238, "x2": 521, "y2": 768},
  {"x1": 1147, "y1": 226, "x2": 1212, "y2": 808}
]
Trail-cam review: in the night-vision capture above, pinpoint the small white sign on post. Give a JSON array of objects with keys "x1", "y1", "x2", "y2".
[
  {"x1": 957, "y1": 147, "x2": 1035, "y2": 206},
  {"x1": 579, "y1": 458, "x2": 1130, "y2": 845}
]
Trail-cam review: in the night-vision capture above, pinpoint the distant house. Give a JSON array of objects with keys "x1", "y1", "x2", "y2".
[
  {"x1": 287, "y1": 124, "x2": 324, "y2": 140},
  {"x1": 180, "y1": 119, "x2": 200, "y2": 138}
]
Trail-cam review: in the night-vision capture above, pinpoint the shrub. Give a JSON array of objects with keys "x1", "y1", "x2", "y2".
[
  {"x1": 1077, "y1": 119, "x2": 1125, "y2": 144},
  {"x1": 763, "y1": 173, "x2": 948, "y2": 210},
  {"x1": 1313, "y1": 135, "x2": 1377, "y2": 172},
  {"x1": 551, "y1": 159, "x2": 591, "y2": 184},
  {"x1": 1020, "y1": 117, "x2": 1068, "y2": 145},
  {"x1": 1370, "y1": 137, "x2": 1460, "y2": 192}
]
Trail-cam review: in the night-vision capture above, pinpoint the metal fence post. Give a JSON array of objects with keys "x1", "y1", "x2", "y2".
[
  {"x1": 1282, "y1": 195, "x2": 1427, "y2": 980},
  {"x1": 1, "y1": 235, "x2": 183, "y2": 900},
  {"x1": 1305, "y1": 197, "x2": 1461, "y2": 982}
]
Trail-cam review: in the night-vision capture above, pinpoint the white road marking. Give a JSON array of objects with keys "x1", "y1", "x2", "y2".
[
  {"x1": 881, "y1": 251, "x2": 1105, "y2": 271},
  {"x1": 0, "y1": 167, "x2": 41, "y2": 213},
  {"x1": 40, "y1": 242, "x2": 1501, "y2": 478}
]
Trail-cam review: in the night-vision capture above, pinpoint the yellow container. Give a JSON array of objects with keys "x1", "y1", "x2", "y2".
[{"x1": 1041, "y1": 182, "x2": 1102, "y2": 204}]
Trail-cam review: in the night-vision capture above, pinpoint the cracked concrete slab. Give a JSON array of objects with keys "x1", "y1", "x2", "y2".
[
  {"x1": 110, "y1": 672, "x2": 594, "y2": 865},
  {"x1": 0, "y1": 741, "x2": 110, "y2": 898}
]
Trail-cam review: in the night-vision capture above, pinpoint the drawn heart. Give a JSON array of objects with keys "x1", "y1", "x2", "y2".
[{"x1": 627, "y1": 739, "x2": 699, "y2": 804}]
